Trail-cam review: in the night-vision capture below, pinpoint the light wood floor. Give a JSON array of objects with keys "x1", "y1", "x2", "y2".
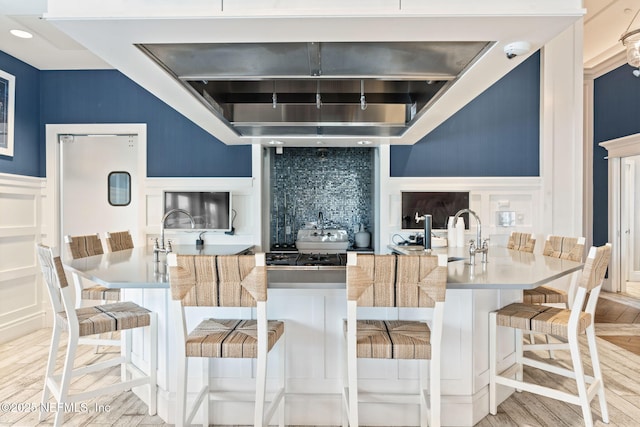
[{"x1": 2, "y1": 311, "x2": 640, "y2": 427}]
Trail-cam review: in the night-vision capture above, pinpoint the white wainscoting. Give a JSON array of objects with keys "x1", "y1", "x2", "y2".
[
  {"x1": 0, "y1": 173, "x2": 46, "y2": 343},
  {"x1": 375, "y1": 147, "x2": 544, "y2": 253},
  {"x1": 143, "y1": 176, "x2": 261, "y2": 250}
]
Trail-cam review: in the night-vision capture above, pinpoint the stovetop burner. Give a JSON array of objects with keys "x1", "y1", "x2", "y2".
[
  {"x1": 265, "y1": 251, "x2": 346, "y2": 267},
  {"x1": 265, "y1": 253, "x2": 298, "y2": 265}
]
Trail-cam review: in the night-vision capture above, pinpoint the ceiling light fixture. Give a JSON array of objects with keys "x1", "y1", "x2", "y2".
[
  {"x1": 10, "y1": 29, "x2": 33, "y2": 39},
  {"x1": 621, "y1": 8, "x2": 640, "y2": 68}
]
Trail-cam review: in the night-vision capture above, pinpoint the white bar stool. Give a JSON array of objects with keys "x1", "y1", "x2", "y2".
[
  {"x1": 343, "y1": 252, "x2": 448, "y2": 427},
  {"x1": 36, "y1": 244, "x2": 157, "y2": 427},
  {"x1": 168, "y1": 252, "x2": 286, "y2": 427},
  {"x1": 489, "y1": 244, "x2": 611, "y2": 427}
]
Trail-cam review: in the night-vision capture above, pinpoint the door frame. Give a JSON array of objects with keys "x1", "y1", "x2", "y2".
[
  {"x1": 44, "y1": 123, "x2": 147, "y2": 251},
  {"x1": 600, "y1": 132, "x2": 640, "y2": 293},
  {"x1": 623, "y1": 155, "x2": 640, "y2": 283}
]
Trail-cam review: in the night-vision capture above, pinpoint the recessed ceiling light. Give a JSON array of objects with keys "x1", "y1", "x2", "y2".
[
  {"x1": 357, "y1": 140, "x2": 372, "y2": 145},
  {"x1": 10, "y1": 29, "x2": 33, "y2": 39}
]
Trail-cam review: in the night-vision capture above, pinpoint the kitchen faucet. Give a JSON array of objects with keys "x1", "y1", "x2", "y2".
[
  {"x1": 414, "y1": 212, "x2": 432, "y2": 251},
  {"x1": 154, "y1": 208, "x2": 195, "y2": 261},
  {"x1": 453, "y1": 208, "x2": 488, "y2": 264}
]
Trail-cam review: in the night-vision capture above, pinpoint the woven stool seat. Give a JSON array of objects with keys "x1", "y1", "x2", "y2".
[
  {"x1": 65, "y1": 234, "x2": 122, "y2": 308},
  {"x1": 346, "y1": 320, "x2": 432, "y2": 359},
  {"x1": 496, "y1": 302, "x2": 590, "y2": 337},
  {"x1": 521, "y1": 285, "x2": 568, "y2": 304},
  {"x1": 57, "y1": 301, "x2": 151, "y2": 337},
  {"x1": 186, "y1": 318, "x2": 285, "y2": 358},
  {"x1": 81, "y1": 286, "x2": 121, "y2": 301},
  {"x1": 522, "y1": 235, "x2": 584, "y2": 307}
]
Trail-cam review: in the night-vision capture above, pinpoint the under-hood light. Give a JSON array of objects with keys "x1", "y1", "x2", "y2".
[
  {"x1": 357, "y1": 140, "x2": 372, "y2": 145},
  {"x1": 10, "y1": 29, "x2": 33, "y2": 39},
  {"x1": 360, "y1": 80, "x2": 367, "y2": 111},
  {"x1": 269, "y1": 140, "x2": 284, "y2": 145},
  {"x1": 272, "y1": 81, "x2": 277, "y2": 108}
]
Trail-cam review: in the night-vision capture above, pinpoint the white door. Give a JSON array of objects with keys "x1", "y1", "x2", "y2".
[
  {"x1": 622, "y1": 154, "x2": 640, "y2": 283},
  {"x1": 60, "y1": 134, "x2": 139, "y2": 249}
]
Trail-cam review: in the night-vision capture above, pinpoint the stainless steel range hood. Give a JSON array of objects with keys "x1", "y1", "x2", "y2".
[{"x1": 138, "y1": 41, "x2": 491, "y2": 139}]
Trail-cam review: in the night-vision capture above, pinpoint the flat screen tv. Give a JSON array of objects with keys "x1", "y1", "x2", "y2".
[
  {"x1": 163, "y1": 191, "x2": 232, "y2": 231},
  {"x1": 401, "y1": 191, "x2": 469, "y2": 230}
]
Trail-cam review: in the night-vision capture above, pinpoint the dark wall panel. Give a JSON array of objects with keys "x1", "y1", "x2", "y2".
[
  {"x1": 0, "y1": 51, "x2": 41, "y2": 177},
  {"x1": 390, "y1": 51, "x2": 540, "y2": 177},
  {"x1": 593, "y1": 64, "x2": 640, "y2": 246},
  {"x1": 39, "y1": 70, "x2": 251, "y2": 177}
]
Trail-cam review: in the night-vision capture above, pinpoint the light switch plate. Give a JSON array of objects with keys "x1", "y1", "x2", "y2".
[{"x1": 497, "y1": 211, "x2": 516, "y2": 227}]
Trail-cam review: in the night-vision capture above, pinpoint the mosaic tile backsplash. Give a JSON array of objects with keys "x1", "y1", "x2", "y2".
[{"x1": 270, "y1": 147, "x2": 374, "y2": 249}]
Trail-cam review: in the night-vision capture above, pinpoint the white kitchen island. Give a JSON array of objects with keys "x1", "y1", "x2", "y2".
[{"x1": 64, "y1": 245, "x2": 582, "y2": 426}]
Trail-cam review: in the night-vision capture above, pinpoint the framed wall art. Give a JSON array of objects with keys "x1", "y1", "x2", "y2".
[{"x1": 0, "y1": 69, "x2": 15, "y2": 157}]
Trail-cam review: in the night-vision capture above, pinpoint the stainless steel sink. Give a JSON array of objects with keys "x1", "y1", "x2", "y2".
[
  {"x1": 296, "y1": 229, "x2": 349, "y2": 253},
  {"x1": 402, "y1": 245, "x2": 426, "y2": 251}
]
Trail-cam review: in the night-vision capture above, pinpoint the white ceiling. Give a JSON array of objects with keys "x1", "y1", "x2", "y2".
[
  {"x1": 0, "y1": 0, "x2": 636, "y2": 146},
  {"x1": 2, "y1": 0, "x2": 634, "y2": 71}
]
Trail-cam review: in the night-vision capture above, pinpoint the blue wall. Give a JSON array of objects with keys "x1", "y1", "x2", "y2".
[
  {"x1": 2, "y1": 49, "x2": 541, "y2": 180},
  {"x1": 39, "y1": 70, "x2": 251, "y2": 178},
  {"x1": 390, "y1": 52, "x2": 540, "y2": 177},
  {"x1": 0, "y1": 51, "x2": 41, "y2": 177},
  {"x1": 593, "y1": 64, "x2": 640, "y2": 246}
]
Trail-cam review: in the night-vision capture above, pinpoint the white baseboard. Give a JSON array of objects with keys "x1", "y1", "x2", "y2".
[
  {"x1": 0, "y1": 312, "x2": 46, "y2": 344},
  {"x1": 147, "y1": 387, "x2": 488, "y2": 426}
]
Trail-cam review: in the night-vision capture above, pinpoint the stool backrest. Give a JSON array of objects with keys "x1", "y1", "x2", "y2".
[
  {"x1": 65, "y1": 234, "x2": 104, "y2": 260},
  {"x1": 577, "y1": 244, "x2": 611, "y2": 293},
  {"x1": 347, "y1": 253, "x2": 447, "y2": 307},
  {"x1": 105, "y1": 230, "x2": 134, "y2": 252},
  {"x1": 168, "y1": 253, "x2": 267, "y2": 307},
  {"x1": 507, "y1": 232, "x2": 536, "y2": 253},
  {"x1": 542, "y1": 235, "x2": 585, "y2": 262},
  {"x1": 36, "y1": 244, "x2": 73, "y2": 318}
]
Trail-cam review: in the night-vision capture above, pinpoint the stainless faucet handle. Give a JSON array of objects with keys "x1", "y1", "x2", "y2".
[
  {"x1": 468, "y1": 240, "x2": 476, "y2": 265},
  {"x1": 152, "y1": 237, "x2": 159, "y2": 249},
  {"x1": 166, "y1": 240, "x2": 173, "y2": 252},
  {"x1": 482, "y1": 238, "x2": 490, "y2": 249}
]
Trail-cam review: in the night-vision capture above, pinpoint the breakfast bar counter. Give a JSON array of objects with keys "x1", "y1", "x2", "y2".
[{"x1": 63, "y1": 245, "x2": 581, "y2": 426}]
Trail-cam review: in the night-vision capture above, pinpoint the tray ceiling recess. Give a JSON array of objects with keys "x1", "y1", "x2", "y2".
[{"x1": 138, "y1": 41, "x2": 491, "y2": 139}]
